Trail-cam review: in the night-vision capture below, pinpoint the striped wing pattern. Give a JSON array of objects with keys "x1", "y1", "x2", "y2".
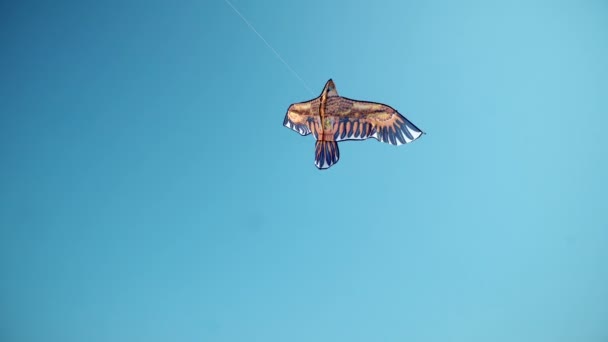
[
  {"x1": 283, "y1": 98, "x2": 321, "y2": 138},
  {"x1": 328, "y1": 98, "x2": 423, "y2": 145}
]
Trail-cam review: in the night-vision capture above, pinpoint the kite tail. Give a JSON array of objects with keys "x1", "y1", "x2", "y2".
[{"x1": 314, "y1": 141, "x2": 340, "y2": 170}]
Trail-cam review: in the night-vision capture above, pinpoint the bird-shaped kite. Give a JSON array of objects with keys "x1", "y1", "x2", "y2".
[{"x1": 283, "y1": 79, "x2": 424, "y2": 169}]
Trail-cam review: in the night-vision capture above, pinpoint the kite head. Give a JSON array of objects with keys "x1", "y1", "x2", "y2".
[{"x1": 322, "y1": 79, "x2": 339, "y2": 97}]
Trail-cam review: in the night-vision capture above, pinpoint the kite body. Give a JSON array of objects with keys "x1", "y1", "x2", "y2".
[{"x1": 283, "y1": 79, "x2": 424, "y2": 169}]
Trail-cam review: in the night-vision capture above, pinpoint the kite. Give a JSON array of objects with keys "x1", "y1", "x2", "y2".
[{"x1": 283, "y1": 79, "x2": 424, "y2": 169}]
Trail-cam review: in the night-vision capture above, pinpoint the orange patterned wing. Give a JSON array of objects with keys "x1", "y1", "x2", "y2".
[
  {"x1": 328, "y1": 97, "x2": 424, "y2": 145},
  {"x1": 283, "y1": 98, "x2": 322, "y2": 139}
]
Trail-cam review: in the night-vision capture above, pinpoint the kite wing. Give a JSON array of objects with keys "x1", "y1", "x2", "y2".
[
  {"x1": 329, "y1": 98, "x2": 423, "y2": 145},
  {"x1": 283, "y1": 98, "x2": 321, "y2": 138}
]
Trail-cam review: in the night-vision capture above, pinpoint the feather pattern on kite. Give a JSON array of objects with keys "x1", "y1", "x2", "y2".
[{"x1": 283, "y1": 79, "x2": 424, "y2": 169}]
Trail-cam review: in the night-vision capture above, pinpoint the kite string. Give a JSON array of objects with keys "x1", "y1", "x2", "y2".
[{"x1": 223, "y1": 0, "x2": 315, "y2": 96}]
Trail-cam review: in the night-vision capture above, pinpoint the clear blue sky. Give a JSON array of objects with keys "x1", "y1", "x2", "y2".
[{"x1": 1, "y1": 1, "x2": 607, "y2": 341}]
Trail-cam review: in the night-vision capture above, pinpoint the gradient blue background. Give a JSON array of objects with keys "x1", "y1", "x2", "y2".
[{"x1": 1, "y1": 1, "x2": 607, "y2": 341}]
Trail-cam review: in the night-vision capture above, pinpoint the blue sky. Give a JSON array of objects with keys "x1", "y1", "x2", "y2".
[{"x1": 1, "y1": 1, "x2": 607, "y2": 341}]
